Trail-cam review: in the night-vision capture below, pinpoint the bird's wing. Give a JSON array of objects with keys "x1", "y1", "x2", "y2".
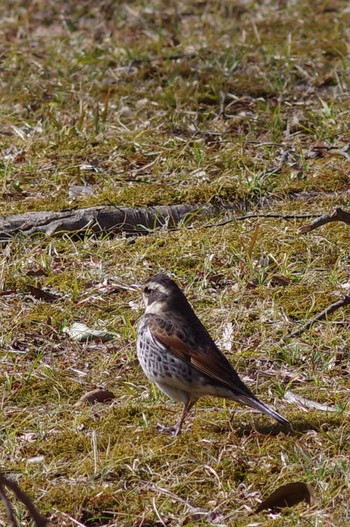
[
  {"x1": 148, "y1": 318, "x2": 245, "y2": 391},
  {"x1": 146, "y1": 317, "x2": 290, "y2": 426}
]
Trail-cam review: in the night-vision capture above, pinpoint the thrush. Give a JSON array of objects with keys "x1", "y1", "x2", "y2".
[{"x1": 137, "y1": 273, "x2": 290, "y2": 435}]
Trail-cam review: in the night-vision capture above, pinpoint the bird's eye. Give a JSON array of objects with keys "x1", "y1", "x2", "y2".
[{"x1": 144, "y1": 286, "x2": 151, "y2": 295}]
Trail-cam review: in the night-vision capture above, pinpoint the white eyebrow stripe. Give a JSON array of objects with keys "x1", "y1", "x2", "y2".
[{"x1": 146, "y1": 282, "x2": 168, "y2": 295}]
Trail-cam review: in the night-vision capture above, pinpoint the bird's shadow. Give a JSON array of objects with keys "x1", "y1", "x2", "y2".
[{"x1": 211, "y1": 413, "x2": 345, "y2": 438}]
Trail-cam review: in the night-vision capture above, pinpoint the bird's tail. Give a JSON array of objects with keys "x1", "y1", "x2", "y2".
[{"x1": 235, "y1": 393, "x2": 290, "y2": 426}]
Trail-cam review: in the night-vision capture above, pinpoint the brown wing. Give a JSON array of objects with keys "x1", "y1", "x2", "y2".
[
  {"x1": 148, "y1": 318, "x2": 244, "y2": 390},
  {"x1": 146, "y1": 315, "x2": 290, "y2": 425}
]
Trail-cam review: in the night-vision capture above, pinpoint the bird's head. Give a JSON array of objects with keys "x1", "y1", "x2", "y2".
[{"x1": 142, "y1": 273, "x2": 190, "y2": 315}]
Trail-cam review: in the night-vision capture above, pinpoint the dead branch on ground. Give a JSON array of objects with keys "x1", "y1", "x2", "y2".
[
  {"x1": 0, "y1": 204, "x2": 322, "y2": 239},
  {"x1": 300, "y1": 207, "x2": 350, "y2": 234},
  {"x1": 0, "y1": 472, "x2": 47, "y2": 527},
  {"x1": 0, "y1": 204, "x2": 214, "y2": 239},
  {"x1": 286, "y1": 295, "x2": 350, "y2": 338}
]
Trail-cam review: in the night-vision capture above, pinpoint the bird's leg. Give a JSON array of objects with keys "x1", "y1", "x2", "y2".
[
  {"x1": 173, "y1": 401, "x2": 195, "y2": 436},
  {"x1": 157, "y1": 401, "x2": 195, "y2": 436}
]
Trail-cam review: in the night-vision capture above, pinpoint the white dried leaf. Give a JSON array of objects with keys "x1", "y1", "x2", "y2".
[
  {"x1": 63, "y1": 322, "x2": 117, "y2": 342},
  {"x1": 218, "y1": 322, "x2": 233, "y2": 352}
]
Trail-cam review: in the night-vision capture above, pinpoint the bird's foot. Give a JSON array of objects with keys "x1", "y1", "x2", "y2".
[{"x1": 156, "y1": 422, "x2": 181, "y2": 436}]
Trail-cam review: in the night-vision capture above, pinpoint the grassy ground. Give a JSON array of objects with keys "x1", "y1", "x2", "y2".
[{"x1": 1, "y1": 0, "x2": 350, "y2": 525}]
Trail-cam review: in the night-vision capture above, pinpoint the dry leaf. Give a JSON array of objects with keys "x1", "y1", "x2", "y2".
[
  {"x1": 68, "y1": 185, "x2": 95, "y2": 199},
  {"x1": 26, "y1": 268, "x2": 48, "y2": 277},
  {"x1": 26, "y1": 285, "x2": 59, "y2": 302},
  {"x1": 284, "y1": 390, "x2": 340, "y2": 413},
  {"x1": 255, "y1": 481, "x2": 315, "y2": 513},
  {"x1": 269, "y1": 275, "x2": 291, "y2": 287},
  {"x1": 77, "y1": 389, "x2": 115, "y2": 405},
  {"x1": 218, "y1": 322, "x2": 233, "y2": 352},
  {"x1": 246, "y1": 279, "x2": 259, "y2": 289},
  {"x1": 63, "y1": 322, "x2": 116, "y2": 342}
]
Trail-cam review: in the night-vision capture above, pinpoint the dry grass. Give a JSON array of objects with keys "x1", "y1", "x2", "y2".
[{"x1": 1, "y1": 1, "x2": 350, "y2": 526}]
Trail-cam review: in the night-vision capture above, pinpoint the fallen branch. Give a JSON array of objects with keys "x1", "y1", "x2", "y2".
[
  {"x1": 300, "y1": 207, "x2": 350, "y2": 234},
  {"x1": 286, "y1": 295, "x2": 350, "y2": 338},
  {"x1": 0, "y1": 203, "x2": 214, "y2": 239},
  {"x1": 0, "y1": 473, "x2": 47, "y2": 527},
  {"x1": 0, "y1": 204, "x2": 322, "y2": 239}
]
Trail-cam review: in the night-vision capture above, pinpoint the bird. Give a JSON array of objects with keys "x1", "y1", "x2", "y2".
[{"x1": 137, "y1": 273, "x2": 290, "y2": 436}]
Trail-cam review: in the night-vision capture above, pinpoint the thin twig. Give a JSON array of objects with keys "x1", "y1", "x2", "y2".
[
  {"x1": 300, "y1": 207, "x2": 350, "y2": 234},
  {"x1": 235, "y1": 212, "x2": 321, "y2": 220},
  {"x1": 54, "y1": 511, "x2": 86, "y2": 526},
  {"x1": 167, "y1": 212, "x2": 322, "y2": 233},
  {"x1": 219, "y1": 90, "x2": 226, "y2": 118},
  {"x1": 286, "y1": 295, "x2": 350, "y2": 338},
  {"x1": 335, "y1": 146, "x2": 350, "y2": 160},
  {"x1": 260, "y1": 149, "x2": 290, "y2": 176},
  {"x1": 0, "y1": 483, "x2": 18, "y2": 527},
  {"x1": 322, "y1": 144, "x2": 350, "y2": 160},
  {"x1": 0, "y1": 473, "x2": 47, "y2": 527}
]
